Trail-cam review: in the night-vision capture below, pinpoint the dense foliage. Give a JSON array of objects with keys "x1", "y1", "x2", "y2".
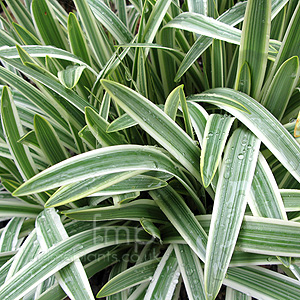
[{"x1": 0, "y1": 0, "x2": 299, "y2": 299}]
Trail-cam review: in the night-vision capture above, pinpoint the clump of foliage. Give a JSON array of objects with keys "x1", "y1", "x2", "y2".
[{"x1": 0, "y1": 0, "x2": 300, "y2": 299}]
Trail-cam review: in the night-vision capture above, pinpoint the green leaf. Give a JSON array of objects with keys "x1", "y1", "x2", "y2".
[
  {"x1": 281, "y1": 189, "x2": 300, "y2": 212},
  {"x1": 0, "y1": 87, "x2": 38, "y2": 181},
  {"x1": 0, "y1": 45, "x2": 97, "y2": 75},
  {"x1": 140, "y1": 218, "x2": 161, "y2": 242},
  {"x1": 0, "y1": 226, "x2": 150, "y2": 300},
  {"x1": 36, "y1": 208, "x2": 94, "y2": 299},
  {"x1": 63, "y1": 199, "x2": 167, "y2": 223},
  {"x1": 73, "y1": 0, "x2": 112, "y2": 68},
  {"x1": 189, "y1": 88, "x2": 300, "y2": 183},
  {"x1": 236, "y1": 0, "x2": 271, "y2": 98},
  {"x1": 204, "y1": 128, "x2": 260, "y2": 300},
  {"x1": 266, "y1": 1, "x2": 300, "y2": 85},
  {"x1": 164, "y1": 85, "x2": 181, "y2": 120},
  {"x1": 150, "y1": 186, "x2": 207, "y2": 261},
  {"x1": 34, "y1": 114, "x2": 69, "y2": 165},
  {"x1": 187, "y1": 101, "x2": 208, "y2": 148},
  {"x1": 235, "y1": 62, "x2": 251, "y2": 95},
  {"x1": 225, "y1": 287, "x2": 251, "y2": 300},
  {"x1": 101, "y1": 79, "x2": 201, "y2": 181},
  {"x1": 249, "y1": 153, "x2": 287, "y2": 219},
  {"x1": 0, "y1": 217, "x2": 24, "y2": 252},
  {"x1": 144, "y1": 245, "x2": 180, "y2": 300},
  {"x1": 0, "y1": 200, "x2": 42, "y2": 218},
  {"x1": 67, "y1": 12, "x2": 92, "y2": 66},
  {"x1": 45, "y1": 171, "x2": 167, "y2": 207},
  {"x1": 5, "y1": 0, "x2": 36, "y2": 36},
  {"x1": 31, "y1": 0, "x2": 69, "y2": 51},
  {"x1": 5, "y1": 230, "x2": 40, "y2": 281},
  {"x1": 174, "y1": 244, "x2": 206, "y2": 300},
  {"x1": 57, "y1": 65, "x2": 86, "y2": 89},
  {"x1": 262, "y1": 56, "x2": 299, "y2": 121},
  {"x1": 0, "y1": 66, "x2": 69, "y2": 131},
  {"x1": 200, "y1": 114, "x2": 235, "y2": 187},
  {"x1": 97, "y1": 258, "x2": 160, "y2": 297},
  {"x1": 225, "y1": 266, "x2": 300, "y2": 300},
  {"x1": 106, "y1": 113, "x2": 138, "y2": 133},
  {"x1": 87, "y1": 0, "x2": 133, "y2": 45},
  {"x1": 85, "y1": 107, "x2": 127, "y2": 146}
]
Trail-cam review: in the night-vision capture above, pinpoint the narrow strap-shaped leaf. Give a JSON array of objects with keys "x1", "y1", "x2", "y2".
[
  {"x1": 144, "y1": 245, "x2": 180, "y2": 300},
  {"x1": 85, "y1": 107, "x2": 127, "y2": 146},
  {"x1": 140, "y1": 218, "x2": 161, "y2": 242},
  {"x1": 0, "y1": 66, "x2": 69, "y2": 131},
  {"x1": 97, "y1": 258, "x2": 160, "y2": 297},
  {"x1": 164, "y1": 214, "x2": 300, "y2": 257},
  {"x1": 235, "y1": 62, "x2": 251, "y2": 95},
  {"x1": 164, "y1": 85, "x2": 181, "y2": 120},
  {"x1": 187, "y1": 101, "x2": 208, "y2": 148},
  {"x1": 38, "y1": 247, "x2": 126, "y2": 300},
  {"x1": 225, "y1": 266, "x2": 300, "y2": 300},
  {"x1": 150, "y1": 186, "x2": 207, "y2": 261},
  {"x1": 68, "y1": 12, "x2": 92, "y2": 66},
  {"x1": 34, "y1": 115, "x2": 69, "y2": 165},
  {"x1": 36, "y1": 208, "x2": 95, "y2": 300},
  {"x1": 164, "y1": 12, "x2": 278, "y2": 61},
  {"x1": 0, "y1": 217, "x2": 24, "y2": 252},
  {"x1": 189, "y1": 88, "x2": 300, "y2": 183},
  {"x1": 5, "y1": 0, "x2": 36, "y2": 36},
  {"x1": 142, "y1": 0, "x2": 172, "y2": 44},
  {"x1": 174, "y1": 244, "x2": 206, "y2": 300},
  {"x1": 0, "y1": 87, "x2": 39, "y2": 182},
  {"x1": 262, "y1": 56, "x2": 299, "y2": 121},
  {"x1": 0, "y1": 57, "x2": 93, "y2": 114},
  {"x1": 211, "y1": 39, "x2": 224, "y2": 88},
  {"x1": 45, "y1": 172, "x2": 167, "y2": 207},
  {"x1": 236, "y1": 0, "x2": 271, "y2": 99},
  {"x1": 13, "y1": 23, "x2": 42, "y2": 46},
  {"x1": 87, "y1": 0, "x2": 133, "y2": 45},
  {"x1": 0, "y1": 200, "x2": 42, "y2": 218},
  {"x1": 249, "y1": 153, "x2": 287, "y2": 219},
  {"x1": 280, "y1": 189, "x2": 300, "y2": 212},
  {"x1": 0, "y1": 45, "x2": 96, "y2": 75},
  {"x1": 200, "y1": 114, "x2": 235, "y2": 187},
  {"x1": 0, "y1": 226, "x2": 150, "y2": 300},
  {"x1": 31, "y1": 0, "x2": 69, "y2": 51},
  {"x1": 73, "y1": 0, "x2": 112, "y2": 68},
  {"x1": 6, "y1": 230, "x2": 40, "y2": 281},
  {"x1": 179, "y1": 86, "x2": 194, "y2": 139},
  {"x1": 58, "y1": 65, "x2": 86, "y2": 89},
  {"x1": 204, "y1": 128, "x2": 260, "y2": 300},
  {"x1": 101, "y1": 79, "x2": 201, "y2": 181},
  {"x1": 106, "y1": 113, "x2": 138, "y2": 133},
  {"x1": 266, "y1": 0, "x2": 300, "y2": 85},
  {"x1": 63, "y1": 199, "x2": 167, "y2": 223},
  {"x1": 225, "y1": 287, "x2": 251, "y2": 300}
]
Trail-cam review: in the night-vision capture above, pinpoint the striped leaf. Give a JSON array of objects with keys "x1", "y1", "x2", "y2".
[
  {"x1": 189, "y1": 88, "x2": 300, "y2": 183},
  {"x1": 45, "y1": 172, "x2": 167, "y2": 207},
  {"x1": 58, "y1": 65, "x2": 86, "y2": 89},
  {"x1": 63, "y1": 200, "x2": 167, "y2": 223},
  {"x1": 101, "y1": 79, "x2": 201, "y2": 181},
  {"x1": 97, "y1": 258, "x2": 160, "y2": 297},
  {"x1": 236, "y1": 0, "x2": 271, "y2": 99},
  {"x1": 34, "y1": 114, "x2": 69, "y2": 165},
  {"x1": 150, "y1": 186, "x2": 207, "y2": 261},
  {"x1": 144, "y1": 245, "x2": 180, "y2": 300},
  {"x1": 0, "y1": 200, "x2": 42, "y2": 218},
  {"x1": 0, "y1": 226, "x2": 150, "y2": 300},
  {"x1": 106, "y1": 114, "x2": 138, "y2": 133},
  {"x1": 174, "y1": 244, "x2": 205, "y2": 300},
  {"x1": 204, "y1": 128, "x2": 260, "y2": 300},
  {"x1": 36, "y1": 208, "x2": 95, "y2": 300},
  {"x1": 200, "y1": 114, "x2": 235, "y2": 187}
]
